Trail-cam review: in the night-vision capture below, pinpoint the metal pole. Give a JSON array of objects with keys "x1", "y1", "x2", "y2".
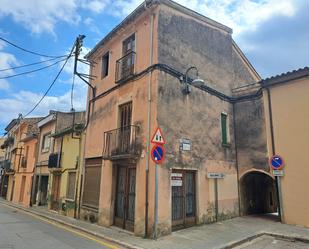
[
  {"x1": 153, "y1": 163, "x2": 158, "y2": 240},
  {"x1": 214, "y1": 178, "x2": 218, "y2": 222},
  {"x1": 267, "y1": 88, "x2": 283, "y2": 222}
]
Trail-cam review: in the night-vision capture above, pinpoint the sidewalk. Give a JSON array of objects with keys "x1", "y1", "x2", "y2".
[{"x1": 1, "y1": 199, "x2": 309, "y2": 249}]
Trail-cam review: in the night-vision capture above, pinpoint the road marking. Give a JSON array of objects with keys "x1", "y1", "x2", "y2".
[{"x1": 0, "y1": 203, "x2": 119, "y2": 249}]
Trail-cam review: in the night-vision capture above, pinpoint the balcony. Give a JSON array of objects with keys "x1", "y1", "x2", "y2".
[
  {"x1": 48, "y1": 153, "x2": 60, "y2": 168},
  {"x1": 115, "y1": 51, "x2": 136, "y2": 83},
  {"x1": 103, "y1": 125, "x2": 140, "y2": 160},
  {"x1": 0, "y1": 160, "x2": 11, "y2": 170}
]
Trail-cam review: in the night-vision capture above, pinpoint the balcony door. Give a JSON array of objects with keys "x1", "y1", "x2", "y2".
[
  {"x1": 122, "y1": 34, "x2": 135, "y2": 78},
  {"x1": 114, "y1": 165, "x2": 136, "y2": 231},
  {"x1": 118, "y1": 102, "x2": 132, "y2": 154}
]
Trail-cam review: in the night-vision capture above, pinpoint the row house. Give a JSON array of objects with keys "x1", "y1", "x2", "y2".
[
  {"x1": 47, "y1": 113, "x2": 85, "y2": 218},
  {"x1": 81, "y1": 0, "x2": 272, "y2": 237},
  {"x1": 32, "y1": 110, "x2": 85, "y2": 213},
  {"x1": 0, "y1": 117, "x2": 42, "y2": 205},
  {"x1": 0, "y1": 110, "x2": 85, "y2": 216}
]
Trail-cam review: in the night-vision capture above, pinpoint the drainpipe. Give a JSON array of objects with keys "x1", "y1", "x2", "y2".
[
  {"x1": 266, "y1": 87, "x2": 283, "y2": 222},
  {"x1": 232, "y1": 103, "x2": 241, "y2": 216},
  {"x1": 145, "y1": 12, "x2": 155, "y2": 238}
]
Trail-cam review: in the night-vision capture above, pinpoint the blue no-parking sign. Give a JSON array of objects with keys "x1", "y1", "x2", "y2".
[
  {"x1": 151, "y1": 144, "x2": 165, "y2": 164},
  {"x1": 269, "y1": 155, "x2": 284, "y2": 170}
]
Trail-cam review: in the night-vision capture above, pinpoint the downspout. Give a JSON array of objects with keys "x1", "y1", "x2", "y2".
[
  {"x1": 232, "y1": 103, "x2": 241, "y2": 216},
  {"x1": 74, "y1": 133, "x2": 82, "y2": 218},
  {"x1": 145, "y1": 11, "x2": 155, "y2": 238},
  {"x1": 266, "y1": 87, "x2": 283, "y2": 222}
]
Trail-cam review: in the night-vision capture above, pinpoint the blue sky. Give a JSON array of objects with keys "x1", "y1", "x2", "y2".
[{"x1": 0, "y1": 0, "x2": 308, "y2": 133}]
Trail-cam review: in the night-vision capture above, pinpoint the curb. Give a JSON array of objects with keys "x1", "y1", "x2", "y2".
[
  {"x1": 0, "y1": 201, "x2": 142, "y2": 249},
  {"x1": 221, "y1": 231, "x2": 309, "y2": 248}
]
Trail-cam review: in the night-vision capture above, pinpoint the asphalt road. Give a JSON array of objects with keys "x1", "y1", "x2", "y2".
[
  {"x1": 235, "y1": 235, "x2": 309, "y2": 249},
  {"x1": 0, "y1": 203, "x2": 119, "y2": 249}
]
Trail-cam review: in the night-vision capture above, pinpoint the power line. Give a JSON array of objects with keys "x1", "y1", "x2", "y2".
[
  {"x1": 0, "y1": 37, "x2": 69, "y2": 58},
  {"x1": 0, "y1": 58, "x2": 67, "y2": 80},
  {"x1": 0, "y1": 56, "x2": 66, "y2": 72},
  {"x1": 23, "y1": 40, "x2": 76, "y2": 117}
]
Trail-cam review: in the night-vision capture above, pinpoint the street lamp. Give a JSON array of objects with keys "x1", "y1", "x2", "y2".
[{"x1": 183, "y1": 66, "x2": 205, "y2": 94}]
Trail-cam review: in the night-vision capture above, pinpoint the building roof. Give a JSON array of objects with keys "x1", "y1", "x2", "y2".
[
  {"x1": 86, "y1": 0, "x2": 232, "y2": 59},
  {"x1": 261, "y1": 67, "x2": 309, "y2": 88}
]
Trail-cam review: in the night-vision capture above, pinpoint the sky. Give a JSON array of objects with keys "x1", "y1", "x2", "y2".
[{"x1": 0, "y1": 0, "x2": 308, "y2": 133}]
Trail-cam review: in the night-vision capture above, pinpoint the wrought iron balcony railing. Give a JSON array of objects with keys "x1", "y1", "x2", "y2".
[
  {"x1": 115, "y1": 51, "x2": 136, "y2": 83},
  {"x1": 103, "y1": 125, "x2": 140, "y2": 160},
  {"x1": 48, "y1": 153, "x2": 60, "y2": 168}
]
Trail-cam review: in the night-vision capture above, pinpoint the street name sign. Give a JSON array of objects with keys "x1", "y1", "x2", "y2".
[{"x1": 207, "y1": 172, "x2": 225, "y2": 179}]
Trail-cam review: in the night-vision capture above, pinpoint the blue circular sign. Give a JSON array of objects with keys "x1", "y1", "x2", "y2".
[
  {"x1": 151, "y1": 145, "x2": 165, "y2": 164},
  {"x1": 269, "y1": 155, "x2": 284, "y2": 170}
]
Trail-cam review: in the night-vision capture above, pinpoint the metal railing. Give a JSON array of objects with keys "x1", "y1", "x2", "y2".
[
  {"x1": 0, "y1": 160, "x2": 11, "y2": 170},
  {"x1": 115, "y1": 51, "x2": 136, "y2": 83},
  {"x1": 103, "y1": 125, "x2": 140, "y2": 160}
]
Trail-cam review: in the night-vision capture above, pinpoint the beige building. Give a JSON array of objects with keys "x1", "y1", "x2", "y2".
[
  {"x1": 262, "y1": 67, "x2": 309, "y2": 227},
  {"x1": 81, "y1": 0, "x2": 268, "y2": 238}
]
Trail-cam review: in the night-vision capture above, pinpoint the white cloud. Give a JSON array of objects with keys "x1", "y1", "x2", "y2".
[
  {"x1": 0, "y1": 50, "x2": 18, "y2": 90},
  {"x1": 0, "y1": 0, "x2": 80, "y2": 35},
  {"x1": 82, "y1": 0, "x2": 108, "y2": 13},
  {"x1": 0, "y1": 85, "x2": 87, "y2": 124}
]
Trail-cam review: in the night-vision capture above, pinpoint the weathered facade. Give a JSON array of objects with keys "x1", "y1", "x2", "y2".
[
  {"x1": 262, "y1": 67, "x2": 309, "y2": 227},
  {"x1": 48, "y1": 113, "x2": 85, "y2": 218},
  {"x1": 32, "y1": 111, "x2": 84, "y2": 208},
  {"x1": 82, "y1": 0, "x2": 270, "y2": 237},
  {"x1": 1, "y1": 118, "x2": 41, "y2": 205}
]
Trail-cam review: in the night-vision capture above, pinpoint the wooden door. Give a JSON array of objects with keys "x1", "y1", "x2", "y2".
[
  {"x1": 114, "y1": 166, "x2": 136, "y2": 231},
  {"x1": 51, "y1": 174, "x2": 61, "y2": 211},
  {"x1": 172, "y1": 170, "x2": 196, "y2": 230},
  {"x1": 19, "y1": 176, "x2": 26, "y2": 203}
]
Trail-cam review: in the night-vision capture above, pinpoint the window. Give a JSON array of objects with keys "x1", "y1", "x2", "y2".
[
  {"x1": 101, "y1": 52, "x2": 109, "y2": 78},
  {"x1": 221, "y1": 113, "x2": 230, "y2": 145},
  {"x1": 122, "y1": 34, "x2": 135, "y2": 55},
  {"x1": 41, "y1": 133, "x2": 51, "y2": 152},
  {"x1": 21, "y1": 146, "x2": 29, "y2": 168},
  {"x1": 66, "y1": 172, "x2": 76, "y2": 200}
]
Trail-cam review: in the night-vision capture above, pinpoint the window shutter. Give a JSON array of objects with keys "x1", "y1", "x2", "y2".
[{"x1": 221, "y1": 113, "x2": 227, "y2": 145}]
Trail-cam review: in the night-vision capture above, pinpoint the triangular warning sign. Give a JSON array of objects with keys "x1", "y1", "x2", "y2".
[{"x1": 151, "y1": 127, "x2": 165, "y2": 145}]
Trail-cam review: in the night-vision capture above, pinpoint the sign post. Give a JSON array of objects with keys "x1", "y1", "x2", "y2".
[
  {"x1": 269, "y1": 155, "x2": 284, "y2": 222},
  {"x1": 151, "y1": 127, "x2": 165, "y2": 240},
  {"x1": 207, "y1": 172, "x2": 225, "y2": 222}
]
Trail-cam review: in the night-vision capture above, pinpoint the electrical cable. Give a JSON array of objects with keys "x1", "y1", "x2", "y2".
[
  {"x1": 0, "y1": 37, "x2": 69, "y2": 58},
  {"x1": 0, "y1": 58, "x2": 67, "y2": 80},
  {"x1": 0, "y1": 56, "x2": 67, "y2": 72},
  {"x1": 23, "y1": 52, "x2": 74, "y2": 118}
]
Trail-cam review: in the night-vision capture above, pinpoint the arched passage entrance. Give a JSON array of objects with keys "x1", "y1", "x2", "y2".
[{"x1": 240, "y1": 170, "x2": 278, "y2": 215}]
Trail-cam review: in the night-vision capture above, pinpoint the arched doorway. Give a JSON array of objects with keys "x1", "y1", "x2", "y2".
[{"x1": 240, "y1": 171, "x2": 278, "y2": 215}]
